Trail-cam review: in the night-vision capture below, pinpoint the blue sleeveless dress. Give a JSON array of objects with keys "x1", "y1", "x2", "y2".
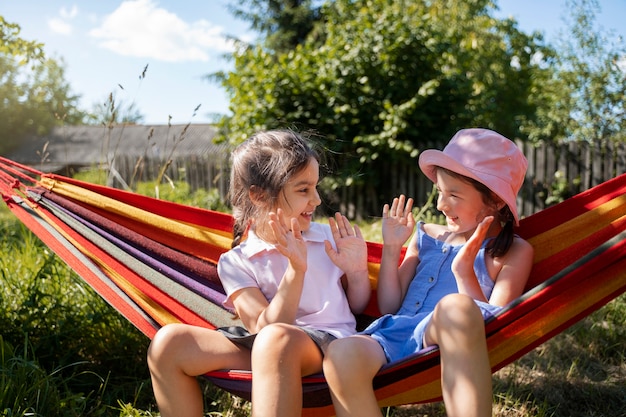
[{"x1": 361, "y1": 222, "x2": 502, "y2": 363}]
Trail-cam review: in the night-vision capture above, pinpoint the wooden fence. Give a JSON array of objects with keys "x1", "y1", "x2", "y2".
[
  {"x1": 107, "y1": 140, "x2": 626, "y2": 221},
  {"x1": 516, "y1": 140, "x2": 626, "y2": 218},
  {"x1": 108, "y1": 153, "x2": 230, "y2": 199}
]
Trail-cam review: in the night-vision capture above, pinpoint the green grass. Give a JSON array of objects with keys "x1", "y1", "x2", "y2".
[
  {"x1": 1, "y1": 188, "x2": 624, "y2": 416},
  {"x1": 0, "y1": 206, "x2": 154, "y2": 416}
]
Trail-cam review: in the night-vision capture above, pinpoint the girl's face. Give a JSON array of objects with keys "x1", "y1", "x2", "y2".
[
  {"x1": 275, "y1": 157, "x2": 322, "y2": 232},
  {"x1": 435, "y1": 169, "x2": 499, "y2": 240}
]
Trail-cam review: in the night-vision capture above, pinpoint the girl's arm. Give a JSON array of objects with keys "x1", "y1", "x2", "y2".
[
  {"x1": 231, "y1": 265, "x2": 306, "y2": 333},
  {"x1": 325, "y1": 213, "x2": 370, "y2": 314},
  {"x1": 488, "y1": 237, "x2": 534, "y2": 306},
  {"x1": 452, "y1": 216, "x2": 534, "y2": 305},
  {"x1": 377, "y1": 195, "x2": 420, "y2": 314},
  {"x1": 232, "y1": 210, "x2": 308, "y2": 333},
  {"x1": 451, "y1": 216, "x2": 494, "y2": 302}
]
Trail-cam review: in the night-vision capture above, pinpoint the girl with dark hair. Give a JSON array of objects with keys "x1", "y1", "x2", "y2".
[{"x1": 147, "y1": 129, "x2": 371, "y2": 417}]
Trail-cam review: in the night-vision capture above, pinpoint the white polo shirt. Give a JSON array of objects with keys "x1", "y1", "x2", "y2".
[{"x1": 217, "y1": 222, "x2": 357, "y2": 338}]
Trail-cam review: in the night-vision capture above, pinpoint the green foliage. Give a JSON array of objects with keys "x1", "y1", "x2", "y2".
[
  {"x1": 228, "y1": 0, "x2": 324, "y2": 52},
  {"x1": 0, "y1": 17, "x2": 86, "y2": 155},
  {"x1": 0, "y1": 335, "x2": 99, "y2": 417},
  {"x1": 115, "y1": 401, "x2": 158, "y2": 417},
  {"x1": 541, "y1": 171, "x2": 581, "y2": 206},
  {"x1": 557, "y1": 0, "x2": 626, "y2": 143},
  {"x1": 0, "y1": 16, "x2": 44, "y2": 63},
  {"x1": 520, "y1": 0, "x2": 626, "y2": 144},
  {"x1": 214, "y1": 0, "x2": 550, "y2": 216},
  {"x1": 211, "y1": 0, "x2": 625, "y2": 217},
  {"x1": 0, "y1": 210, "x2": 153, "y2": 415},
  {"x1": 0, "y1": 54, "x2": 86, "y2": 155}
]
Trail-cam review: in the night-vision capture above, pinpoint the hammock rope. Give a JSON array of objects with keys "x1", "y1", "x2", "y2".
[{"x1": 1, "y1": 155, "x2": 625, "y2": 416}]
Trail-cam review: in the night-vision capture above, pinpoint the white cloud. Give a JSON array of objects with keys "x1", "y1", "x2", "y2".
[
  {"x1": 89, "y1": 0, "x2": 234, "y2": 62},
  {"x1": 48, "y1": 17, "x2": 73, "y2": 35},
  {"x1": 48, "y1": 5, "x2": 79, "y2": 35},
  {"x1": 60, "y1": 5, "x2": 78, "y2": 19}
]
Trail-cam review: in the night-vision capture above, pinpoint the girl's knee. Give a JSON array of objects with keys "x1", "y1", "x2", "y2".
[
  {"x1": 324, "y1": 336, "x2": 383, "y2": 382},
  {"x1": 433, "y1": 294, "x2": 483, "y2": 328},
  {"x1": 147, "y1": 323, "x2": 185, "y2": 367},
  {"x1": 253, "y1": 323, "x2": 296, "y2": 353},
  {"x1": 252, "y1": 324, "x2": 323, "y2": 376},
  {"x1": 324, "y1": 338, "x2": 357, "y2": 382},
  {"x1": 252, "y1": 324, "x2": 309, "y2": 363},
  {"x1": 325, "y1": 337, "x2": 357, "y2": 367},
  {"x1": 324, "y1": 338, "x2": 346, "y2": 371},
  {"x1": 427, "y1": 295, "x2": 487, "y2": 350}
]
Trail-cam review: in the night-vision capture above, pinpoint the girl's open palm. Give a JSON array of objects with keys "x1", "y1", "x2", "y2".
[
  {"x1": 269, "y1": 210, "x2": 308, "y2": 272},
  {"x1": 325, "y1": 213, "x2": 367, "y2": 275},
  {"x1": 382, "y1": 195, "x2": 416, "y2": 246}
]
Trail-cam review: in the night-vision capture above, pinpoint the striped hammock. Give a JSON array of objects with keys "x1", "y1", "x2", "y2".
[{"x1": 1, "y1": 156, "x2": 625, "y2": 416}]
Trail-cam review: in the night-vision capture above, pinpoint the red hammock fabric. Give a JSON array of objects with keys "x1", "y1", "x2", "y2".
[{"x1": 1, "y1": 156, "x2": 625, "y2": 415}]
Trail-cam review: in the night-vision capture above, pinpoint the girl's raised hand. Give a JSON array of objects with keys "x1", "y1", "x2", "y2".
[
  {"x1": 382, "y1": 195, "x2": 416, "y2": 247},
  {"x1": 325, "y1": 213, "x2": 368, "y2": 275},
  {"x1": 451, "y1": 215, "x2": 494, "y2": 281},
  {"x1": 269, "y1": 209, "x2": 308, "y2": 272}
]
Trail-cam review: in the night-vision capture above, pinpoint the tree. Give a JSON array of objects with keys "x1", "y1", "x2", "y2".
[
  {"x1": 521, "y1": 0, "x2": 626, "y2": 144},
  {"x1": 227, "y1": 0, "x2": 325, "y2": 52},
  {"x1": 0, "y1": 54, "x2": 86, "y2": 155},
  {"x1": 0, "y1": 16, "x2": 44, "y2": 63},
  {"x1": 0, "y1": 18, "x2": 86, "y2": 155},
  {"x1": 215, "y1": 0, "x2": 551, "y2": 215}
]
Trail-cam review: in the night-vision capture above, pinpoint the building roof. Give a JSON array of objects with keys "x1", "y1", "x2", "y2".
[{"x1": 8, "y1": 124, "x2": 229, "y2": 172}]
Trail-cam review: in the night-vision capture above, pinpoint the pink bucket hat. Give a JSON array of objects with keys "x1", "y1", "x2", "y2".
[{"x1": 418, "y1": 128, "x2": 527, "y2": 225}]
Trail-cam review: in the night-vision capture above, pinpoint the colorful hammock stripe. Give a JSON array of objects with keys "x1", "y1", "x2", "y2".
[{"x1": 1, "y1": 155, "x2": 625, "y2": 416}]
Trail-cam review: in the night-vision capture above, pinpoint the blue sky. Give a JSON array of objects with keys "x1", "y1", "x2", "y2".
[{"x1": 1, "y1": 0, "x2": 624, "y2": 125}]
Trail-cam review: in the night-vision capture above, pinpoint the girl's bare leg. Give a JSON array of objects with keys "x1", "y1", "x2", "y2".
[
  {"x1": 323, "y1": 335, "x2": 387, "y2": 417},
  {"x1": 250, "y1": 323, "x2": 324, "y2": 417},
  {"x1": 425, "y1": 294, "x2": 493, "y2": 417},
  {"x1": 147, "y1": 323, "x2": 252, "y2": 417}
]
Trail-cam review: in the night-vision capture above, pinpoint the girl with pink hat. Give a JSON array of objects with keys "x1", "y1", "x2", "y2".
[{"x1": 323, "y1": 128, "x2": 534, "y2": 417}]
